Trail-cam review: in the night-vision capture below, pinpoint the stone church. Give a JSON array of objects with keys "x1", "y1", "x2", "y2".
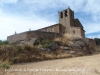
[
  {"x1": 7, "y1": 7, "x2": 85, "y2": 43},
  {"x1": 37, "y1": 7, "x2": 85, "y2": 37}
]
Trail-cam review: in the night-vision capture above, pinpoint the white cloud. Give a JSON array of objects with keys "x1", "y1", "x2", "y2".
[
  {"x1": 86, "y1": 34, "x2": 100, "y2": 39},
  {"x1": 23, "y1": 0, "x2": 86, "y2": 12},
  {"x1": 86, "y1": 35, "x2": 94, "y2": 39},
  {"x1": 84, "y1": 0, "x2": 100, "y2": 13},
  {"x1": 0, "y1": 14, "x2": 56, "y2": 40},
  {"x1": 23, "y1": 0, "x2": 100, "y2": 30},
  {"x1": 0, "y1": 0, "x2": 100, "y2": 39},
  {"x1": 23, "y1": 0, "x2": 100, "y2": 21},
  {"x1": 84, "y1": 23, "x2": 100, "y2": 34}
]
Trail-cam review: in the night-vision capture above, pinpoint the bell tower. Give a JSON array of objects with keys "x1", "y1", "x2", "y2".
[{"x1": 58, "y1": 7, "x2": 74, "y2": 34}]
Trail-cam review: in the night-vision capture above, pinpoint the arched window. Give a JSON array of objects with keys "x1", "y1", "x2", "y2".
[
  {"x1": 65, "y1": 10, "x2": 67, "y2": 17},
  {"x1": 60, "y1": 12, "x2": 63, "y2": 18}
]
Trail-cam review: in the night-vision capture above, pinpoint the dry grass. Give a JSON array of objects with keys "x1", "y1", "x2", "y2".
[
  {"x1": 0, "y1": 44, "x2": 74, "y2": 65},
  {"x1": 0, "y1": 35, "x2": 96, "y2": 65},
  {"x1": 54, "y1": 33, "x2": 73, "y2": 47},
  {"x1": 3, "y1": 53, "x2": 100, "y2": 75}
]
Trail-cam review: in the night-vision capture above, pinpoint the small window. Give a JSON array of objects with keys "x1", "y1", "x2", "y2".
[
  {"x1": 65, "y1": 10, "x2": 67, "y2": 17},
  {"x1": 60, "y1": 12, "x2": 63, "y2": 18},
  {"x1": 73, "y1": 30, "x2": 75, "y2": 34}
]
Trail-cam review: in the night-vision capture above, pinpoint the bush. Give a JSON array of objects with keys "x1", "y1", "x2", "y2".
[
  {"x1": 0, "y1": 40, "x2": 9, "y2": 45},
  {"x1": 0, "y1": 40, "x2": 3, "y2": 45},
  {"x1": 1, "y1": 62, "x2": 10, "y2": 69},
  {"x1": 94, "y1": 38, "x2": 100, "y2": 45},
  {"x1": 42, "y1": 44, "x2": 50, "y2": 49},
  {"x1": 11, "y1": 57, "x2": 18, "y2": 63},
  {"x1": 3, "y1": 40, "x2": 9, "y2": 44},
  {"x1": 39, "y1": 37, "x2": 55, "y2": 45}
]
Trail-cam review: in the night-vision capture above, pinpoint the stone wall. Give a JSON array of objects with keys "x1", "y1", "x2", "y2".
[
  {"x1": 70, "y1": 26, "x2": 82, "y2": 38},
  {"x1": 37, "y1": 24, "x2": 60, "y2": 33},
  {"x1": 7, "y1": 31, "x2": 62, "y2": 44},
  {"x1": 7, "y1": 32, "x2": 27, "y2": 43},
  {"x1": 59, "y1": 8, "x2": 72, "y2": 34},
  {"x1": 58, "y1": 8, "x2": 85, "y2": 38}
]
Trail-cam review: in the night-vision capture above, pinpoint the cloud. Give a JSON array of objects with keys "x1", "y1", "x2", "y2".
[
  {"x1": 0, "y1": 0, "x2": 18, "y2": 12},
  {"x1": 23, "y1": 0, "x2": 100, "y2": 21},
  {"x1": 23, "y1": 0, "x2": 85, "y2": 12},
  {"x1": 86, "y1": 32, "x2": 100, "y2": 38},
  {"x1": 0, "y1": 0, "x2": 100, "y2": 39},
  {"x1": 1, "y1": 0, "x2": 100, "y2": 16},
  {"x1": 84, "y1": 23, "x2": 100, "y2": 34},
  {"x1": 23, "y1": 0, "x2": 100, "y2": 32},
  {"x1": 0, "y1": 13, "x2": 56, "y2": 40}
]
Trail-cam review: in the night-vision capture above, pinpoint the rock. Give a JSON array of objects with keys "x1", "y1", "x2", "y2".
[
  {"x1": 71, "y1": 38, "x2": 96, "y2": 54},
  {"x1": 45, "y1": 48, "x2": 51, "y2": 53},
  {"x1": 40, "y1": 48, "x2": 45, "y2": 51},
  {"x1": 71, "y1": 43, "x2": 81, "y2": 49},
  {"x1": 15, "y1": 38, "x2": 40, "y2": 45},
  {"x1": 60, "y1": 46, "x2": 69, "y2": 50},
  {"x1": 33, "y1": 38, "x2": 40, "y2": 46},
  {"x1": 69, "y1": 51, "x2": 76, "y2": 54},
  {"x1": 49, "y1": 42, "x2": 59, "y2": 50},
  {"x1": 67, "y1": 41, "x2": 74, "y2": 46},
  {"x1": 70, "y1": 38, "x2": 86, "y2": 49}
]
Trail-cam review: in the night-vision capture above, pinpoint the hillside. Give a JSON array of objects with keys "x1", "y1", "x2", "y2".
[
  {"x1": 0, "y1": 34, "x2": 97, "y2": 75},
  {"x1": 0, "y1": 35, "x2": 96, "y2": 64}
]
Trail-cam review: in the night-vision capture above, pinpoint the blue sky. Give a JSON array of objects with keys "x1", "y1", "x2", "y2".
[{"x1": 0, "y1": 0, "x2": 100, "y2": 40}]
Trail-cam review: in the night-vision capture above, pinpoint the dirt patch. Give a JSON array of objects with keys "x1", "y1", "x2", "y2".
[{"x1": 2, "y1": 54, "x2": 100, "y2": 75}]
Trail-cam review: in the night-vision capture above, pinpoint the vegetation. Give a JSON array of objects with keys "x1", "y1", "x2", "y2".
[
  {"x1": 39, "y1": 37, "x2": 55, "y2": 45},
  {"x1": 0, "y1": 44, "x2": 73, "y2": 64},
  {"x1": 0, "y1": 35, "x2": 96, "y2": 65},
  {"x1": 1, "y1": 62, "x2": 10, "y2": 69},
  {"x1": 0, "y1": 40, "x2": 9, "y2": 45},
  {"x1": 94, "y1": 38, "x2": 100, "y2": 45}
]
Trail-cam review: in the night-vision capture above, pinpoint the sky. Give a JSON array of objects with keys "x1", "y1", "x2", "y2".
[{"x1": 0, "y1": 0, "x2": 100, "y2": 40}]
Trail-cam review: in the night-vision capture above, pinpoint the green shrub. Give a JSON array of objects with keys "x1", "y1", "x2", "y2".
[
  {"x1": 0, "y1": 40, "x2": 9, "y2": 45},
  {"x1": 1, "y1": 62, "x2": 10, "y2": 69},
  {"x1": 0, "y1": 40, "x2": 3, "y2": 45},
  {"x1": 12, "y1": 57, "x2": 18, "y2": 63},
  {"x1": 39, "y1": 37, "x2": 55, "y2": 45},
  {"x1": 94, "y1": 38, "x2": 100, "y2": 45},
  {"x1": 16, "y1": 45, "x2": 23, "y2": 53},
  {"x1": 42, "y1": 44, "x2": 50, "y2": 49},
  {"x1": 2, "y1": 40, "x2": 9, "y2": 44}
]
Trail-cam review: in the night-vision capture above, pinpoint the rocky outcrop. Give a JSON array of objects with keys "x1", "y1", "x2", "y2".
[
  {"x1": 49, "y1": 42, "x2": 59, "y2": 50},
  {"x1": 14, "y1": 37, "x2": 96, "y2": 55},
  {"x1": 70, "y1": 38, "x2": 96, "y2": 54}
]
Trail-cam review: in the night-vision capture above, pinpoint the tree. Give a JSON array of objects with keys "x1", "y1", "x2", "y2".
[
  {"x1": 94, "y1": 38, "x2": 100, "y2": 45},
  {"x1": 0, "y1": 40, "x2": 9, "y2": 45}
]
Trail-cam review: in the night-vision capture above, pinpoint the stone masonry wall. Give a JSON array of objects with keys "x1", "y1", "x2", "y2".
[
  {"x1": 70, "y1": 27, "x2": 82, "y2": 38},
  {"x1": 7, "y1": 32, "x2": 27, "y2": 43},
  {"x1": 37, "y1": 24, "x2": 60, "y2": 33},
  {"x1": 7, "y1": 31, "x2": 62, "y2": 44}
]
